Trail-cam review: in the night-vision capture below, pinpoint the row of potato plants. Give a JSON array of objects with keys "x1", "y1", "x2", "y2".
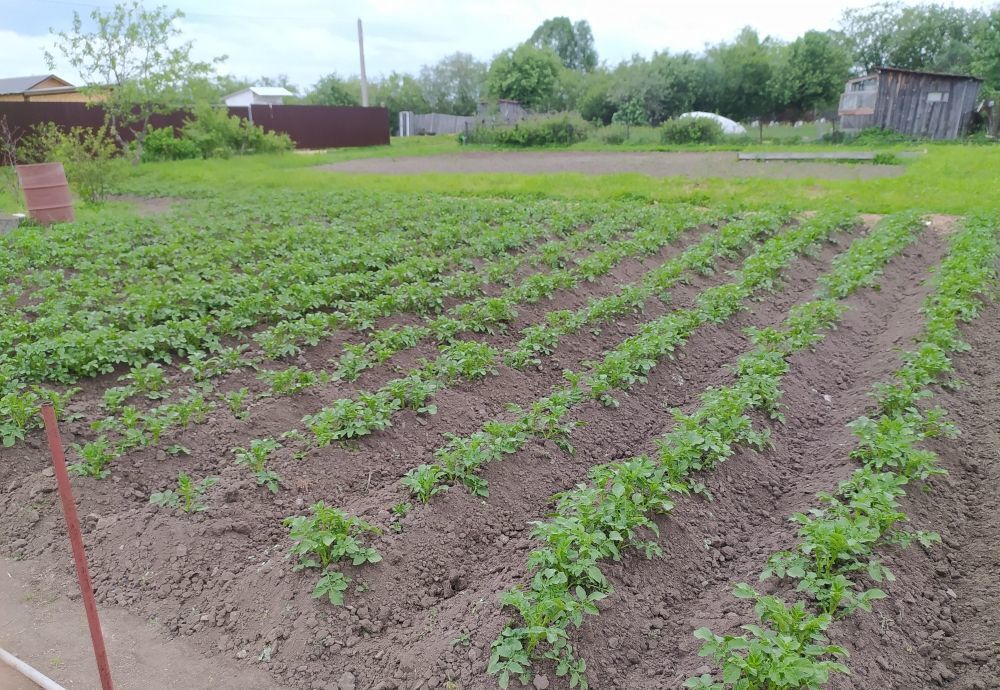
[
  {"x1": 1, "y1": 192, "x2": 613, "y2": 397},
  {"x1": 406, "y1": 209, "x2": 863, "y2": 504},
  {"x1": 485, "y1": 211, "x2": 926, "y2": 690},
  {"x1": 297, "y1": 209, "x2": 765, "y2": 448},
  {"x1": 502, "y1": 209, "x2": 792, "y2": 369},
  {"x1": 265, "y1": 202, "x2": 708, "y2": 364},
  {"x1": 320, "y1": 204, "x2": 716, "y2": 383},
  {"x1": 0, "y1": 198, "x2": 654, "y2": 450},
  {"x1": 64, "y1": 204, "x2": 655, "y2": 458},
  {"x1": 686, "y1": 215, "x2": 998, "y2": 689},
  {"x1": 51, "y1": 204, "x2": 714, "y2": 471}
]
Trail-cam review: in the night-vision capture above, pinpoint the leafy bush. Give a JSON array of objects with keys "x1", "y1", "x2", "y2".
[
  {"x1": 21, "y1": 123, "x2": 124, "y2": 202},
  {"x1": 141, "y1": 126, "x2": 200, "y2": 162},
  {"x1": 873, "y1": 152, "x2": 901, "y2": 165},
  {"x1": 467, "y1": 113, "x2": 589, "y2": 147},
  {"x1": 181, "y1": 104, "x2": 294, "y2": 158},
  {"x1": 660, "y1": 116, "x2": 724, "y2": 144},
  {"x1": 850, "y1": 127, "x2": 919, "y2": 146}
]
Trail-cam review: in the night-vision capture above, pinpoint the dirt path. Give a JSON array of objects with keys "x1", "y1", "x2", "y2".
[
  {"x1": 319, "y1": 151, "x2": 905, "y2": 180},
  {"x1": 0, "y1": 558, "x2": 284, "y2": 690}
]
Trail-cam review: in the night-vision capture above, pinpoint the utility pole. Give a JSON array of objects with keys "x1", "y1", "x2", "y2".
[{"x1": 357, "y1": 18, "x2": 369, "y2": 107}]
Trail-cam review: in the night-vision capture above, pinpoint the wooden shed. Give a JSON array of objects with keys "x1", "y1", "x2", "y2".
[{"x1": 838, "y1": 67, "x2": 982, "y2": 140}]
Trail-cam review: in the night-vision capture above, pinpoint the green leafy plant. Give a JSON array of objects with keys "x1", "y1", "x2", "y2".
[
  {"x1": 402, "y1": 464, "x2": 448, "y2": 503},
  {"x1": 284, "y1": 502, "x2": 382, "y2": 606},
  {"x1": 68, "y1": 437, "x2": 116, "y2": 478},
  {"x1": 149, "y1": 472, "x2": 218, "y2": 513},
  {"x1": 232, "y1": 438, "x2": 282, "y2": 493},
  {"x1": 222, "y1": 387, "x2": 250, "y2": 419}
]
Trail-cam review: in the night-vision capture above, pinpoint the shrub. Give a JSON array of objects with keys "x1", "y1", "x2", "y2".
[
  {"x1": 873, "y1": 152, "x2": 901, "y2": 165},
  {"x1": 21, "y1": 123, "x2": 124, "y2": 202},
  {"x1": 851, "y1": 127, "x2": 918, "y2": 146},
  {"x1": 599, "y1": 127, "x2": 627, "y2": 145},
  {"x1": 467, "y1": 113, "x2": 589, "y2": 147},
  {"x1": 660, "y1": 116, "x2": 724, "y2": 145},
  {"x1": 141, "y1": 126, "x2": 200, "y2": 162},
  {"x1": 182, "y1": 104, "x2": 294, "y2": 158}
]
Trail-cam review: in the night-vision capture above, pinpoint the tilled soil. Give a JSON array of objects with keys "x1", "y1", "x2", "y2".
[
  {"x1": 319, "y1": 151, "x2": 905, "y2": 181},
  {"x1": 2, "y1": 218, "x2": 997, "y2": 690}
]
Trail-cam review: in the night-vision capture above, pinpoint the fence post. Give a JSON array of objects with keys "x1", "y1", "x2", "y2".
[{"x1": 40, "y1": 403, "x2": 114, "y2": 690}]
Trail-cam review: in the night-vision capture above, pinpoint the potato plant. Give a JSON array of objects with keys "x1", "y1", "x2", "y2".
[
  {"x1": 149, "y1": 472, "x2": 219, "y2": 514},
  {"x1": 489, "y1": 212, "x2": 928, "y2": 688},
  {"x1": 690, "y1": 215, "x2": 997, "y2": 687},
  {"x1": 284, "y1": 502, "x2": 382, "y2": 605},
  {"x1": 232, "y1": 438, "x2": 282, "y2": 493}
]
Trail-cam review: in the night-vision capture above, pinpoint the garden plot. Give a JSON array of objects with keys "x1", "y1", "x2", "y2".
[{"x1": 0, "y1": 190, "x2": 997, "y2": 690}]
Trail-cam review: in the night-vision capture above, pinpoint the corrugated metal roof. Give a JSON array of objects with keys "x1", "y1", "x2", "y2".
[
  {"x1": 0, "y1": 75, "x2": 57, "y2": 95},
  {"x1": 875, "y1": 66, "x2": 983, "y2": 83}
]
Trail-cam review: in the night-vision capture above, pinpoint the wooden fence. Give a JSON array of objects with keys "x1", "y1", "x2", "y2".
[{"x1": 0, "y1": 102, "x2": 389, "y2": 149}]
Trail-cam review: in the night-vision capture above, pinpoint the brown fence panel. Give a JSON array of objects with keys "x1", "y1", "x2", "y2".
[
  {"x1": 242, "y1": 105, "x2": 389, "y2": 148},
  {"x1": 0, "y1": 102, "x2": 185, "y2": 140},
  {"x1": 0, "y1": 102, "x2": 389, "y2": 149}
]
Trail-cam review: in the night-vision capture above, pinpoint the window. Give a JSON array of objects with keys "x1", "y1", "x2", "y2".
[{"x1": 927, "y1": 92, "x2": 950, "y2": 103}]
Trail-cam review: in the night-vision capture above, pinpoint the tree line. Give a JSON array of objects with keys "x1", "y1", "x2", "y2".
[{"x1": 211, "y1": 3, "x2": 999, "y2": 131}]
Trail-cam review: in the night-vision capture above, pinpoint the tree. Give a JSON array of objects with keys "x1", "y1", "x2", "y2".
[
  {"x1": 578, "y1": 71, "x2": 617, "y2": 124},
  {"x1": 611, "y1": 53, "x2": 701, "y2": 125},
  {"x1": 305, "y1": 74, "x2": 360, "y2": 106},
  {"x1": 368, "y1": 72, "x2": 430, "y2": 134},
  {"x1": 704, "y1": 28, "x2": 779, "y2": 122},
  {"x1": 971, "y1": 8, "x2": 1000, "y2": 91},
  {"x1": 611, "y1": 98, "x2": 646, "y2": 138},
  {"x1": 842, "y1": 2, "x2": 986, "y2": 73},
  {"x1": 47, "y1": 2, "x2": 222, "y2": 164},
  {"x1": 486, "y1": 45, "x2": 563, "y2": 110},
  {"x1": 528, "y1": 17, "x2": 598, "y2": 72},
  {"x1": 419, "y1": 53, "x2": 487, "y2": 115},
  {"x1": 772, "y1": 31, "x2": 851, "y2": 114}
]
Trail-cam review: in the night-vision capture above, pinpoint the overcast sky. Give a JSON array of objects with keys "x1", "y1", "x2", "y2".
[{"x1": 1, "y1": 0, "x2": 994, "y2": 91}]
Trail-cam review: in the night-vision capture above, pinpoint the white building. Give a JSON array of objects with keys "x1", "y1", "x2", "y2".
[{"x1": 223, "y1": 86, "x2": 294, "y2": 107}]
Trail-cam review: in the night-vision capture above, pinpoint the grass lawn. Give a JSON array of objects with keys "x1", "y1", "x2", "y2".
[
  {"x1": 111, "y1": 140, "x2": 1000, "y2": 217},
  {"x1": 3, "y1": 136, "x2": 998, "y2": 218}
]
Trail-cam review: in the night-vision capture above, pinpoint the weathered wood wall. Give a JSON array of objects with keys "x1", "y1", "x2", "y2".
[{"x1": 873, "y1": 69, "x2": 981, "y2": 140}]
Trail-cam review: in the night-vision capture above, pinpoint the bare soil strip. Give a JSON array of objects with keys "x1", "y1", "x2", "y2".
[{"x1": 319, "y1": 151, "x2": 905, "y2": 181}]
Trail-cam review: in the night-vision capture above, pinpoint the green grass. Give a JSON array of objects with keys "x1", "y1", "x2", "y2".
[
  {"x1": 280, "y1": 143, "x2": 998, "y2": 216},
  {"x1": 7, "y1": 136, "x2": 1000, "y2": 218}
]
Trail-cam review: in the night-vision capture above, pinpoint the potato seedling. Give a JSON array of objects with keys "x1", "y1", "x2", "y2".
[
  {"x1": 232, "y1": 438, "x2": 282, "y2": 493},
  {"x1": 284, "y1": 502, "x2": 382, "y2": 606},
  {"x1": 69, "y1": 438, "x2": 116, "y2": 479},
  {"x1": 222, "y1": 387, "x2": 250, "y2": 420},
  {"x1": 150, "y1": 472, "x2": 218, "y2": 513}
]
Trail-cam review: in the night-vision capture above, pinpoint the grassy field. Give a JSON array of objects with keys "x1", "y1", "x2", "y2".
[{"x1": 89, "y1": 138, "x2": 997, "y2": 217}]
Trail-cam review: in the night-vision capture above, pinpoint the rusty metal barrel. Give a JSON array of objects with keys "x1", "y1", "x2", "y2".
[{"x1": 15, "y1": 162, "x2": 75, "y2": 224}]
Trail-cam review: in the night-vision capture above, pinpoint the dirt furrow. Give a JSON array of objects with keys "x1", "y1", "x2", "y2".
[
  {"x1": 0, "y1": 222, "x2": 850, "y2": 690},
  {"x1": 581, "y1": 225, "x2": 951, "y2": 690},
  {"x1": 310, "y1": 225, "x2": 864, "y2": 690},
  {"x1": 822, "y1": 288, "x2": 1000, "y2": 689}
]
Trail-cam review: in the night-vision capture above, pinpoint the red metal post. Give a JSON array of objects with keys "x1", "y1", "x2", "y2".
[{"x1": 40, "y1": 402, "x2": 114, "y2": 690}]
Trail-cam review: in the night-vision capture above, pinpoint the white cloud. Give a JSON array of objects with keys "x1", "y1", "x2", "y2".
[{"x1": 1, "y1": 0, "x2": 994, "y2": 89}]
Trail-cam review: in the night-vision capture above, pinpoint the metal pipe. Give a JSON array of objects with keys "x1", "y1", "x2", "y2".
[
  {"x1": 39, "y1": 403, "x2": 115, "y2": 690},
  {"x1": 0, "y1": 646, "x2": 68, "y2": 690}
]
